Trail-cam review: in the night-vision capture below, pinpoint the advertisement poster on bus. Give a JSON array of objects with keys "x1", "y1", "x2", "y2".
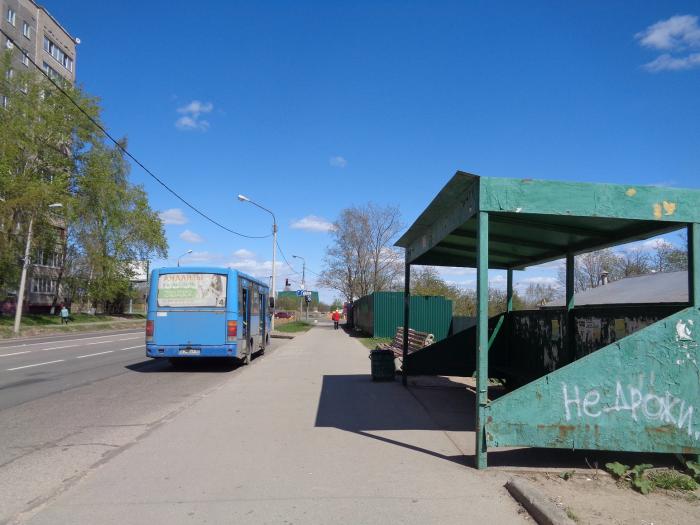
[{"x1": 157, "y1": 273, "x2": 227, "y2": 308}]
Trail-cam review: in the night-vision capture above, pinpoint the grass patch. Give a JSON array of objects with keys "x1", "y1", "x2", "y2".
[
  {"x1": 356, "y1": 336, "x2": 392, "y2": 350},
  {"x1": 648, "y1": 470, "x2": 699, "y2": 492},
  {"x1": 0, "y1": 313, "x2": 122, "y2": 327},
  {"x1": 565, "y1": 508, "x2": 579, "y2": 523},
  {"x1": 275, "y1": 321, "x2": 312, "y2": 333}
]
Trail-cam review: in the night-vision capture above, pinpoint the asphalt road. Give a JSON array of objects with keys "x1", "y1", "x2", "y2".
[{"x1": 0, "y1": 328, "x2": 275, "y2": 525}]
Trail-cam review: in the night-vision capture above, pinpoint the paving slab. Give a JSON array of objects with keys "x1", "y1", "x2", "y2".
[{"x1": 20, "y1": 325, "x2": 527, "y2": 525}]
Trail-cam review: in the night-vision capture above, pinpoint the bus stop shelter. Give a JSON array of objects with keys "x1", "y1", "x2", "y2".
[{"x1": 395, "y1": 172, "x2": 700, "y2": 469}]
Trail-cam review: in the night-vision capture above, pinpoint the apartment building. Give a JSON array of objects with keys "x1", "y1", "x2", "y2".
[
  {"x1": 1, "y1": 0, "x2": 76, "y2": 312},
  {"x1": 1, "y1": 0, "x2": 76, "y2": 84}
]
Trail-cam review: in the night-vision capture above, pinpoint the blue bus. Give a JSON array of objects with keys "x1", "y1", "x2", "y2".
[{"x1": 146, "y1": 267, "x2": 272, "y2": 366}]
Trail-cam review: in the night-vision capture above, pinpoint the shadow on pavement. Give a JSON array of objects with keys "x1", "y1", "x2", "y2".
[
  {"x1": 126, "y1": 357, "x2": 243, "y2": 373},
  {"x1": 314, "y1": 373, "x2": 472, "y2": 467},
  {"x1": 315, "y1": 373, "x2": 678, "y2": 470}
]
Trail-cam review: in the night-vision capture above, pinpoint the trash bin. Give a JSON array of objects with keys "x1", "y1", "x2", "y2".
[{"x1": 369, "y1": 349, "x2": 395, "y2": 381}]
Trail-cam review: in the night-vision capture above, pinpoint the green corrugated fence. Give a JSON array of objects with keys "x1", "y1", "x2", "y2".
[{"x1": 353, "y1": 291, "x2": 452, "y2": 341}]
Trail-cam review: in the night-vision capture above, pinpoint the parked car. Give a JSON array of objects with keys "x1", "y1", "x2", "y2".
[{"x1": 274, "y1": 311, "x2": 294, "y2": 319}]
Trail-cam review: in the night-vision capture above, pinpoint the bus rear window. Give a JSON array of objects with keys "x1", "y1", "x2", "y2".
[{"x1": 157, "y1": 273, "x2": 227, "y2": 308}]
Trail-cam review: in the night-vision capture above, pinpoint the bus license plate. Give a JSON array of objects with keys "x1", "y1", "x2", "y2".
[{"x1": 179, "y1": 348, "x2": 200, "y2": 355}]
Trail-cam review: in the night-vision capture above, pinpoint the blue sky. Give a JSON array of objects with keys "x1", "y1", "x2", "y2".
[{"x1": 46, "y1": 1, "x2": 699, "y2": 301}]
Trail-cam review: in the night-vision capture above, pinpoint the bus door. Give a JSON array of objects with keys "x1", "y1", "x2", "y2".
[
  {"x1": 239, "y1": 282, "x2": 251, "y2": 354},
  {"x1": 259, "y1": 291, "x2": 267, "y2": 345}
]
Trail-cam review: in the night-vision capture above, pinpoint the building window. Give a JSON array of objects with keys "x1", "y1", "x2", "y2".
[
  {"x1": 5, "y1": 68, "x2": 14, "y2": 80},
  {"x1": 5, "y1": 38, "x2": 13, "y2": 50},
  {"x1": 30, "y1": 278, "x2": 57, "y2": 294},
  {"x1": 22, "y1": 21, "x2": 31, "y2": 39},
  {"x1": 42, "y1": 62, "x2": 59, "y2": 80},
  {"x1": 6, "y1": 9, "x2": 16, "y2": 26},
  {"x1": 1, "y1": 95, "x2": 7, "y2": 109},
  {"x1": 21, "y1": 51, "x2": 29, "y2": 67},
  {"x1": 43, "y1": 36, "x2": 73, "y2": 72}
]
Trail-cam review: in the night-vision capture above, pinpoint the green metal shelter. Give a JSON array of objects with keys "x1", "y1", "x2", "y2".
[
  {"x1": 395, "y1": 171, "x2": 700, "y2": 469},
  {"x1": 353, "y1": 291, "x2": 453, "y2": 341}
]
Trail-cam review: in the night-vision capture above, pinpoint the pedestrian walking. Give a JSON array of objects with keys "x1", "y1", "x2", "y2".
[
  {"x1": 60, "y1": 305, "x2": 70, "y2": 325},
  {"x1": 332, "y1": 310, "x2": 340, "y2": 330}
]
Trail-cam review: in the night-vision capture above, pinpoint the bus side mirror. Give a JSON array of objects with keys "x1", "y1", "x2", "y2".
[{"x1": 269, "y1": 297, "x2": 275, "y2": 309}]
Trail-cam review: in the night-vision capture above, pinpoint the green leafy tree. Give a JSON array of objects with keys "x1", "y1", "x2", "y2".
[
  {"x1": 71, "y1": 141, "x2": 167, "y2": 312},
  {"x1": 0, "y1": 51, "x2": 99, "y2": 298}
]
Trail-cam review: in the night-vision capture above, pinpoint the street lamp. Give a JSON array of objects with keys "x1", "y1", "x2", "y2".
[
  {"x1": 237, "y1": 194, "x2": 277, "y2": 329},
  {"x1": 177, "y1": 249, "x2": 193, "y2": 267},
  {"x1": 14, "y1": 203, "x2": 63, "y2": 334},
  {"x1": 292, "y1": 255, "x2": 307, "y2": 320}
]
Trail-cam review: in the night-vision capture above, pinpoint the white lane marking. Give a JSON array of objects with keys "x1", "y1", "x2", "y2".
[
  {"x1": 118, "y1": 337, "x2": 140, "y2": 341},
  {"x1": 116, "y1": 345, "x2": 144, "y2": 351},
  {"x1": 0, "y1": 351, "x2": 32, "y2": 358},
  {"x1": 7, "y1": 359, "x2": 65, "y2": 371},
  {"x1": 0, "y1": 332, "x2": 142, "y2": 350},
  {"x1": 87, "y1": 340, "x2": 114, "y2": 345},
  {"x1": 76, "y1": 350, "x2": 114, "y2": 359},
  {"x1": 37, "y1": 345, "x2": 74, "y2": 352}
]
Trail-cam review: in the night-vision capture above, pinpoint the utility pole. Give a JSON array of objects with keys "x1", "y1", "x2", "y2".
[
  {"x1": 13, "y1": 215, "x2": 34, "y2": 334},
  {"x1": 14, "y1": 203, "x2": 63, "y2": 334},
  {"x1": 292, "y1": 255, "x2": 306, "y2": 320},
  {"x1": 238, "y1": 194, "x2": 277, "y2": 330}
]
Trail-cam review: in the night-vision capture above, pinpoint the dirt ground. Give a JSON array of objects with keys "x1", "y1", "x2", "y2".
[{"x1": 522, "y1": 471, "x2": 699, "y2": 524}]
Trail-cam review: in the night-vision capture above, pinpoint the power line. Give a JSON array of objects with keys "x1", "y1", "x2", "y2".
[
  {"x1": 0, "y1": 28, "x2": 270, "y2": 240},
  {"x1": 275, "y1": 240, "x2": 300, "y2": 275}
]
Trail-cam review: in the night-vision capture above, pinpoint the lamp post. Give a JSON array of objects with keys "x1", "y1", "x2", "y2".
[
  {"x1": 238, "y1": 194, "x2": 277, "y2": 329},
  {"x1": 14, "y1": 203, "x2": 63, "y2": 334},
  {"x1": 292, "y1": 254, "x2": 307, "y2": 320},
  {"x1": 177, "y1": 249, "x2": 193, "y2": 267}
]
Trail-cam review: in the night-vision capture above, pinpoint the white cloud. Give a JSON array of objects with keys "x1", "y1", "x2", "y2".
[
  {"x1": 291, "y1": 215, "x2": 336, "y2": 233},
  {"x1": 182, "y1": 251, "x2": 222, "y2": 264},
  {"x1": 636, "y1": 15, "x2": 700, "y2": 72},
  {"x1": 180, "y1": 229, "x2": 205, "y2": 243},
  {"x1": 635, "y1": 15, "x2": 700, "y2": 50},
  {"x1": 175, "y1": 100, "x2": 214, "y2": 131},
  {"x1": 233, "y1": 248, "x2": 255, "y2": 259},
  {"x1": 642, "y1": 52, "x2": 700, "y2": 72},
  {"x1": 329, "y1": 156, "x2": 347, "y2": 168},
  {"x1": 159, "y1": 208, "x2": 188, "y2": 225}
]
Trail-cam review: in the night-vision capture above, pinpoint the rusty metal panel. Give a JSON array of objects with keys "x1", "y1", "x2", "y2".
[{"x1": 485, "y1": 307, "x2": 700, "y2": 454}]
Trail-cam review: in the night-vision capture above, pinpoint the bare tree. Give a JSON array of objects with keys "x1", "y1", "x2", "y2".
[
  {"x1": 319, "y1": 203, "x2": 403, "y2": 302},
  {"x1": 523, "y1": 282, "x2": 559, "y2": 307},
  {"x1": 558, "y1": 248, "x2": 621, "y2": 292},
  {"x1": 615, "y1": 247, "x2": 651, "y2": 278},
  {"x1": 651, "y1": 240, "x2": 687, "y2": 273}
]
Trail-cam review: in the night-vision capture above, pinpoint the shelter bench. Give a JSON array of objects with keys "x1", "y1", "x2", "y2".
[{"x1": 377, "y1": 327, "x2": 434, "y2": 358}]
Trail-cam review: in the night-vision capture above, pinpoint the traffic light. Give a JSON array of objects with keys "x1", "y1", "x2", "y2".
[{"x1": 285, "y1": 278, "x2": 290, "y2": 287}]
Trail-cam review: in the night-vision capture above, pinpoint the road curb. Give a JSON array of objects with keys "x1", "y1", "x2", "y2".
[
  {"x1": 271, "y1": 334, "x2": 295, "y2": 339},
  {"x1": 505, "y1": 477, "x2": 574, "y2": 525}
]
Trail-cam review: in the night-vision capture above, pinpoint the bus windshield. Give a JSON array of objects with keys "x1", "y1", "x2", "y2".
[{"x1": 157, "y1": 273, "x2": 227, "y2": 308}]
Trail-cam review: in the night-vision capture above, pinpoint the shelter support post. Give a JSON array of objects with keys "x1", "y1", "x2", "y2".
[
  {"x1": 475, "y1": 211, "x2": 489, "y2": 469},
  {"x1": 565, "y1": 251, "x2": 575, "y2": 361},
  {"x1": 690, "y1": 224, "x2": 700, "y2": 464},
  {"x1": 402, "y1": 262, "x2": 410, "y2": 386},
  {"x1": 506, "y1": 269, "x2": 513, "y2": 313},
  {"x1": 690, "y1": 224, "x2": 700, "y2": 308}
]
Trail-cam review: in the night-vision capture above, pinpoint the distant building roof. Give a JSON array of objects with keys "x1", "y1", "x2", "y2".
[{"x1": 544, "y1": 271, "x2": 688, "y2": 307}]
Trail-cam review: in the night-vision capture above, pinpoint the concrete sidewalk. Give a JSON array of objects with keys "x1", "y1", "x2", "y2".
[{"x1": 21, "y1": 325, "x2": 526, "y2": 525}]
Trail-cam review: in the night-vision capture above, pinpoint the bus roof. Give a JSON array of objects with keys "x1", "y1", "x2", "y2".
[{"x1": 152, "y1": 266, "x2": 269, "y2": 290}]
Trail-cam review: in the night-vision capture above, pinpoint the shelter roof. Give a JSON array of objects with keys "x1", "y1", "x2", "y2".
[
  {"x1": 544, "y1": 271, "x2": 688, "y2": 307},
  {"x1": 396, "y1": 172, "x2": 700, "y2": 270}
]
